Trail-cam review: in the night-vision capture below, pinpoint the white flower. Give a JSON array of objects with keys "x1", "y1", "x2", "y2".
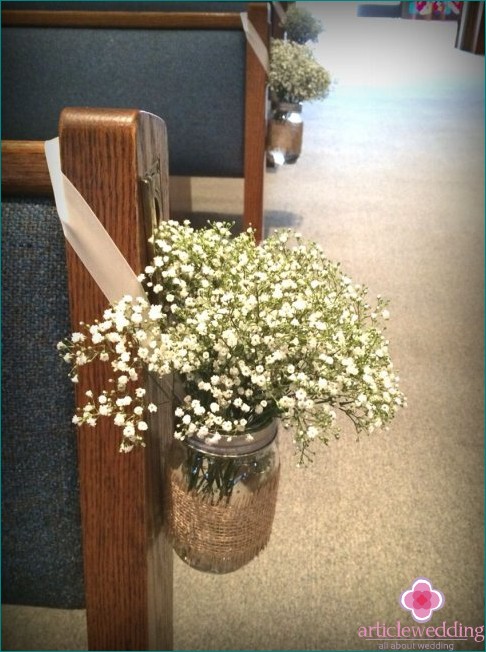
[
  {"x1": 197, "y1": 426, "x2": 209, "y2": 438},
  {"x1": 147, "y1": 403, "x2": 157, "y2": 413},
  {"x1": 222, "y1": 329, "x2": 238, "y2": 347},
  {"x1": 114, "y1": 413, "x2": 125, "y2": 426},
  {"x1": 61, "y1": 221, "x2": 404, "y2": 461},
  {"x1": 293, "y1": 298, "x2": 307, "y2": 311},
  {"x1": 137, "y1": 421, "x2": 148, "y2": 431},
  {"x1": 129, "y1": 369, "x2": 138, "y2": 381},
  {"x1": 123, "y1": 423, "x2": 135, "y2": 438},
  {"x1": 76, "y1": 353, "x2": 88, "y2": 365},
  {"x1": 149, "y1": 305, "x2": 163, "y2": 320},
  {"x1": 115, "y1": 315, "x2": 130, "y2": 331},
  {"x1": 206, "y1": 433, "x2": 222, "y2": 444}
]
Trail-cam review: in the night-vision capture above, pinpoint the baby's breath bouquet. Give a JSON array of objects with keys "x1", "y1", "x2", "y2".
[
  {"x1": 285, "y1": 5, "x2": 323, "y2": 45},
  {"x1": 59, "y1": 220, "x2": 405, "y2": 467},
  {"x1": 269, "y1": 38, "x2": 331, "y2": 105}
]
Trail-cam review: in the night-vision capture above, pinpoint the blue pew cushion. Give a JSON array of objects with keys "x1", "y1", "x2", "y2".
[
  {"x1": 2, "y1": 26, "x2": 246, "y2": 177},
  {"x1": 2, "y1": 197, "x2": 85, "y2": 608}
]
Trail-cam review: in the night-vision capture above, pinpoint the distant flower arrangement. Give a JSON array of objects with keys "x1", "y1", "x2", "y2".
[
  {"x1": 59, "y1": 221, "x2": 405, "y2": 464},
  {"x1": 284, "y1": 5, "x2": 324, "y2": 45},
  {"x1": 269, "y1": 38, "x2": 331, "y2": 105}
]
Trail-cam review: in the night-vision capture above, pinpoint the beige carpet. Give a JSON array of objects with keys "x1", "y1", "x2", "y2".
[{"x1": 3, "y1": 3, "x2": 484, "y2": 650}]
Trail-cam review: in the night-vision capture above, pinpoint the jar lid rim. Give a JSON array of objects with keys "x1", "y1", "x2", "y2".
[
  {"x1": 185, "y1": 418, "x2": 278, "y2": 457},
  {"x1": 274, "y1": 102, "x2": 302, "y2": 112}
]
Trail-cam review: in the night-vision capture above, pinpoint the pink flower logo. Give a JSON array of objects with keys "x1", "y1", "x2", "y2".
[{"x1": 400, "y1": 578, "x2": 445, "y2": 623}]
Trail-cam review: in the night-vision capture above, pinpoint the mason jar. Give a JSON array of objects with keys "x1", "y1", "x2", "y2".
[
  {"x1": 164, "y1": 419, "x2": 280, "y2": 574},
  {"x1": 266, "y1": 102, "x2": 304, "y2": 166}
]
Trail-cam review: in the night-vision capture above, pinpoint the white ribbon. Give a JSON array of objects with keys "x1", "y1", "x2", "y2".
[
  {"x1": 44, "y1": 137, "x2": 146, "y2": 305},
  {"x1": 240, "y1": 12, "x2": 269, "y2": 75},
  {"x1": 272, "y1": 2, "x2": 287, "y2": 25}
]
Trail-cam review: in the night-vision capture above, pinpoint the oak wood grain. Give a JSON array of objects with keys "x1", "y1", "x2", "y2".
[
  {"x1": 2, "y1": 140, "x2": 52, "y2": 195},
  {"x1": 59, "y1": 107, "x2": 173, "y2": 651},
  {"x1": 2, "y1": 9, "x2": 242, "y2": 29},
  {"x1": 244, "y1": 3, "x2": 270, "y2": 242}
]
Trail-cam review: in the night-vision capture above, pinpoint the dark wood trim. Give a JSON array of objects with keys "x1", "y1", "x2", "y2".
[
  {"x1": 2, "y1": 140, "x2": 52, "y2": 195},
  {"x1": 1, "y1": 140, "x2": 243, "y2": 198},
  {"x1": 59, "y1": 107, "x2": 173, "y2": 650},
  {"x1": 455, "y1": 1, "x2": 484, "y2": 54},
  {"x1": 2, "y1": 9, "x2": 242, "y2": 29},
  {"x1": 244, "y1": 3, "x2": 269, "y2": 242}
]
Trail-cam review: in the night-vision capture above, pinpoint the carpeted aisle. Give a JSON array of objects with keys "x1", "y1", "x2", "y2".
[
  {"x1": 172, "y1": 4, "x2": 484, "y2": 651},
  {"x1": 2, "y1": 3, "x2": 484, "y2": 651}
]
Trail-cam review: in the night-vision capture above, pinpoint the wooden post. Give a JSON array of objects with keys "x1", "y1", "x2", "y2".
[
  {"x1": 244, "y1": 3, "x2": 270, "y2": 242},
  {"x1": 59, "y1": 107, "x2": 173, "y2": 651},
  {"x1": 455, "y1": 1, "x2": 485, "y2": 54}
]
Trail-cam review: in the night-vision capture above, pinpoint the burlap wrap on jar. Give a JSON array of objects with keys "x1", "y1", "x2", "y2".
[{"x1": 164, "y1": 419, "x2": 280, "y2": 574}]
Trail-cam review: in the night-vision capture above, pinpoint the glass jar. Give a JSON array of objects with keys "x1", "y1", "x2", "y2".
[
  {"x1": 266, "y1": 102, "x2": 303, "y2": 166},
  {"x1": 164, "y1": 419, "x2": 280, "y2": 574}
]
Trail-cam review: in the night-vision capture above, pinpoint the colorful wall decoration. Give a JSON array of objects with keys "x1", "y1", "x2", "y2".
[{"x1": 404, "y1": 1, "x2": 463, "y2": 19}]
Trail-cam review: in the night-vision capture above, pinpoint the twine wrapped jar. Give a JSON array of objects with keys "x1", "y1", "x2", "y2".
[{"x1": 164, "y1": 419, "x2": 280, "y2": 574}]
